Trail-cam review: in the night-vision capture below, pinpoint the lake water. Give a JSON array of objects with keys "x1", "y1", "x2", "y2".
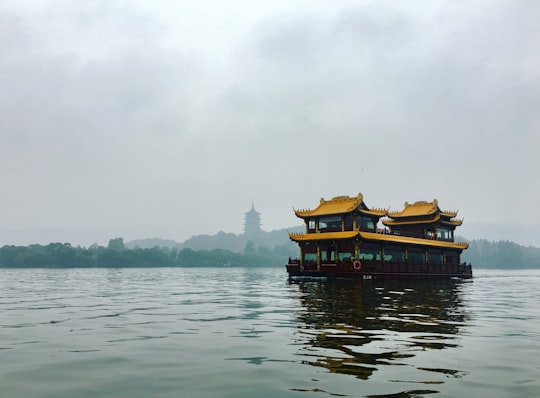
[{"x1": 1, "y1": 268, "x2": 539, "y2": 398}]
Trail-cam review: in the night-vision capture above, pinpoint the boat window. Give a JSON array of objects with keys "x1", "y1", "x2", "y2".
[
  {"x1": 319, "y1": 216, "x2": 341, "y2": 230},
  {"x1": 323, "y1": 247, "x2": 335, "y2": 261},
  {"x1": 344, "y1": 215, "x2": 353, "y2": 230},
  {"x1": 338, "y1": 252, "x2": 354, "y2": 261},
  {"x1": 436, "y1": 228, "x2": 450, "y2": 240},
  {"x1": 359, "y1": 247, "x2": 381, "y2": 261},
  {"x1": 384, "y1": 247, "x2": 404, "y2": 261},
  {"x1": 303, "y1": 253, "x2": 317, "y2": 261},
  {"x1": 427, "y1": 250, "x2": 443, "y2": 264},
  {"x1": 357, "y1": 216, "x2": 375, "y2": 231},
  {"x1": 408, "y1": 249, "x2": 425, "y2": 263}
]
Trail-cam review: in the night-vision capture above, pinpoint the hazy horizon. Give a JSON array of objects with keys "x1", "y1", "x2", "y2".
[
  {"x1": 2, "y1": 1, "x2": 538, "y2": 248},
  {"x1": 1, "y1": 218, "x2": 539, "y2": 248}
]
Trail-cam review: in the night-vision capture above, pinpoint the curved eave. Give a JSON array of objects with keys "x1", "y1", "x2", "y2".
[
  {"x1": 360, "y1": 208, "x2": 388, "y2": 217},
  {"x1": 294, "y1": 207, "x2": 357, "y2": 218},
  {"x1": 441, "y1": 211, "x2": 458, "y2": 217},
  {"x1": 387, "y1": 211, "x2": 437, "y2": 219},
  {"x1": 441, "y1": 219, "x2": 463, "y2": 226},
  {"x1": 382, "y1": 214, "x2": 441, "y2": 226},
  {"x1": 294, "y1": 210, "x2": 312, "y2": 218},
  {"x1": 288, "y1": 230, "x2": 469, "y2": 249},
  {"x1": 360, "y1": 231, "x2": 469, "y2": 250},
  {"x1": 294, "y1": 207, "x2": 387, "y2": 219},
  {"x1": 289, "y1": 231, "x2": 359, "y2": 242},
  {"x1": 293, "y1": 210, "x2": 348, "y2": 218},
  {"x1": 387, "y1": 208, "x2": 438, "y2": 218}
]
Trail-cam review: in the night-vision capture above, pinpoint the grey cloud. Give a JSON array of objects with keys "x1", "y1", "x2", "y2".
[{"x1": 0, "y1": 1, "x2": 539, "y2": 245}]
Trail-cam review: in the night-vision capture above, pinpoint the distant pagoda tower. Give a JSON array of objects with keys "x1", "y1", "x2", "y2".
[{"x1": 243, "y1": 202, "x2": 262, "y2": 237}]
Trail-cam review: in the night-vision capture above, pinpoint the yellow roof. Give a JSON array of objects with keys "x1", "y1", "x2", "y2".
[
  {"x1": 360, "y1": 208, "x2": 388, "y2": 217},
  {"x1": 388, "y1": 200, "x2": 439, "y2": 218},
  {"x1": 388, "y1": 200, "x2": 459, "y2": 218},
  {"x1": 288, "y1": 230, "x2": 468, "y2": 249},
  {"x1": 289, "y1": 231, "x2": 359, "y2": 242},
  {"x1": 441, "y1": 210, "x2": 459, "y2": 218},
  {"x1": 441, "y1": 218, "x2": 463, "y2": 226},
  {"x1": 382, "y1": 215, "x2": 440, "y2": 226},
  {"x1": 294, "y1": 193, "x2": 387, "y2": 218},
  {"x1": 360, "y1": 231, "x2": 469, "y2": 249}
]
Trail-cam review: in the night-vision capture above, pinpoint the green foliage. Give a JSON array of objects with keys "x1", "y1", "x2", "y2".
[
  {"x1": 0, "y1": 240, "x2": 291, "y2": 268},
  {"x1": 107, "y1": 237, "x2": 126, "y2": 251},
  {"x1": 1, "y1": 238, "x2": 537, "y2": 269},
  {"x1": 462, "y1": 239, "x2": 540, "y2": 269},
  {"x1": 243, "y1": 241, "x2": 256, "y2": 255}
]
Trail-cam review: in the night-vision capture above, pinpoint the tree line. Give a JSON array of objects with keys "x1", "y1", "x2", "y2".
[
  {"x1": 462, "y1": 239, "x2": 540, "y2": 269},
  {"x1": 0, "y1": 238, "x2": 539, "y2": 269},
  {"x1": 0, "y1": 238, "x2": 295, "y2": 268}
]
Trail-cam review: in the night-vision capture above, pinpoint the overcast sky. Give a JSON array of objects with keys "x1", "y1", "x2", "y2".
[{"x1": 1, "y1": 0, "x2": 539, "y2": 246}]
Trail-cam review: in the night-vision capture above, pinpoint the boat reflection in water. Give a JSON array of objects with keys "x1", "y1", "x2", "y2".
[{"x1": 291, "y1": 278, "x2": 471, "y2": 386}]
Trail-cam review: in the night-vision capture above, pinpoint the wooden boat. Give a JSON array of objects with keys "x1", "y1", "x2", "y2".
[{"x1": 286, "y1": 193, "x2": 472, "y2": 279}]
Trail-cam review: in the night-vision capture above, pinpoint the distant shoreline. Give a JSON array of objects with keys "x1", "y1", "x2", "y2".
[{"x1": 1, "y1": 239, "x2": 539, "y2": 269}]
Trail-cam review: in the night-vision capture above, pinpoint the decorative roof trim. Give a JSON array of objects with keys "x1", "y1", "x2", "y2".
[
  {"x1": 294, "y1": 193, "x2": 388, "y2": 218},
  {"x1": 388, "y1": 199, "x2": 438, "y2": 218},
  {"x1": 440, "y1": 210, "x2": 459, "y2": 218},
  {"x1": 360, "y1": 208, "x2": 388, "y2": 216},
  {"x1": 387, "y1": 199, "x2": 460, "y2": 220},
  {"x1": 359, "y1": 232, "x2": 469, "y2": 249},
  {"x1": 440, "y1": 218, "x2": 463, "y2": 226},
  {"x1": 382, "y1": 214, "x2": 441, "y2": 226},
  {"x1": 288, "y1": 230, "x2": 469, "y2": 249},
  {"x1": 288, "y1": 231, "x2": 359, "y2": 242}
]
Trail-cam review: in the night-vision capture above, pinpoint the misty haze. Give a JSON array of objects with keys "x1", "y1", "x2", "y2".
[
  {"x1": 1, "y1": 1, "x2": 539, "y2": 249},
  {"x1": 1, "y1": 3, "x2": 540, "y2": 398}
]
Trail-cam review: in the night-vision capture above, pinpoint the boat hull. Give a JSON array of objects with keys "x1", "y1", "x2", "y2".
[{"x1": 286, "y1": 262, "x2": 472, "y2": 280}]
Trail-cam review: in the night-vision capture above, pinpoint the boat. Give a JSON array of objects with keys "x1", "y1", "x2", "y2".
[{"x1": 286, "y1": 193, "x2": 472, "y2": 279}]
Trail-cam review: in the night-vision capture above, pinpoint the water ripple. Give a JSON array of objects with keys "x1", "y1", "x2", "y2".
[{"x1": 0, "y1": 268, "x2": 539, "y2": 397}]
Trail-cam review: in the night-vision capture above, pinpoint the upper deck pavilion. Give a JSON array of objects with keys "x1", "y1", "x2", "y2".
[
  {"x1": 294, "y1": 193, "x2": 387, "y2": 219},
  {"x1": 382, "y1": 199, "x2": 462, "y2": 227}
]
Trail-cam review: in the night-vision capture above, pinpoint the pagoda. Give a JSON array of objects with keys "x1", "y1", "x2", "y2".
[{"x1": 243, "y1": 202, "x2": 262, "y2": 238}]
